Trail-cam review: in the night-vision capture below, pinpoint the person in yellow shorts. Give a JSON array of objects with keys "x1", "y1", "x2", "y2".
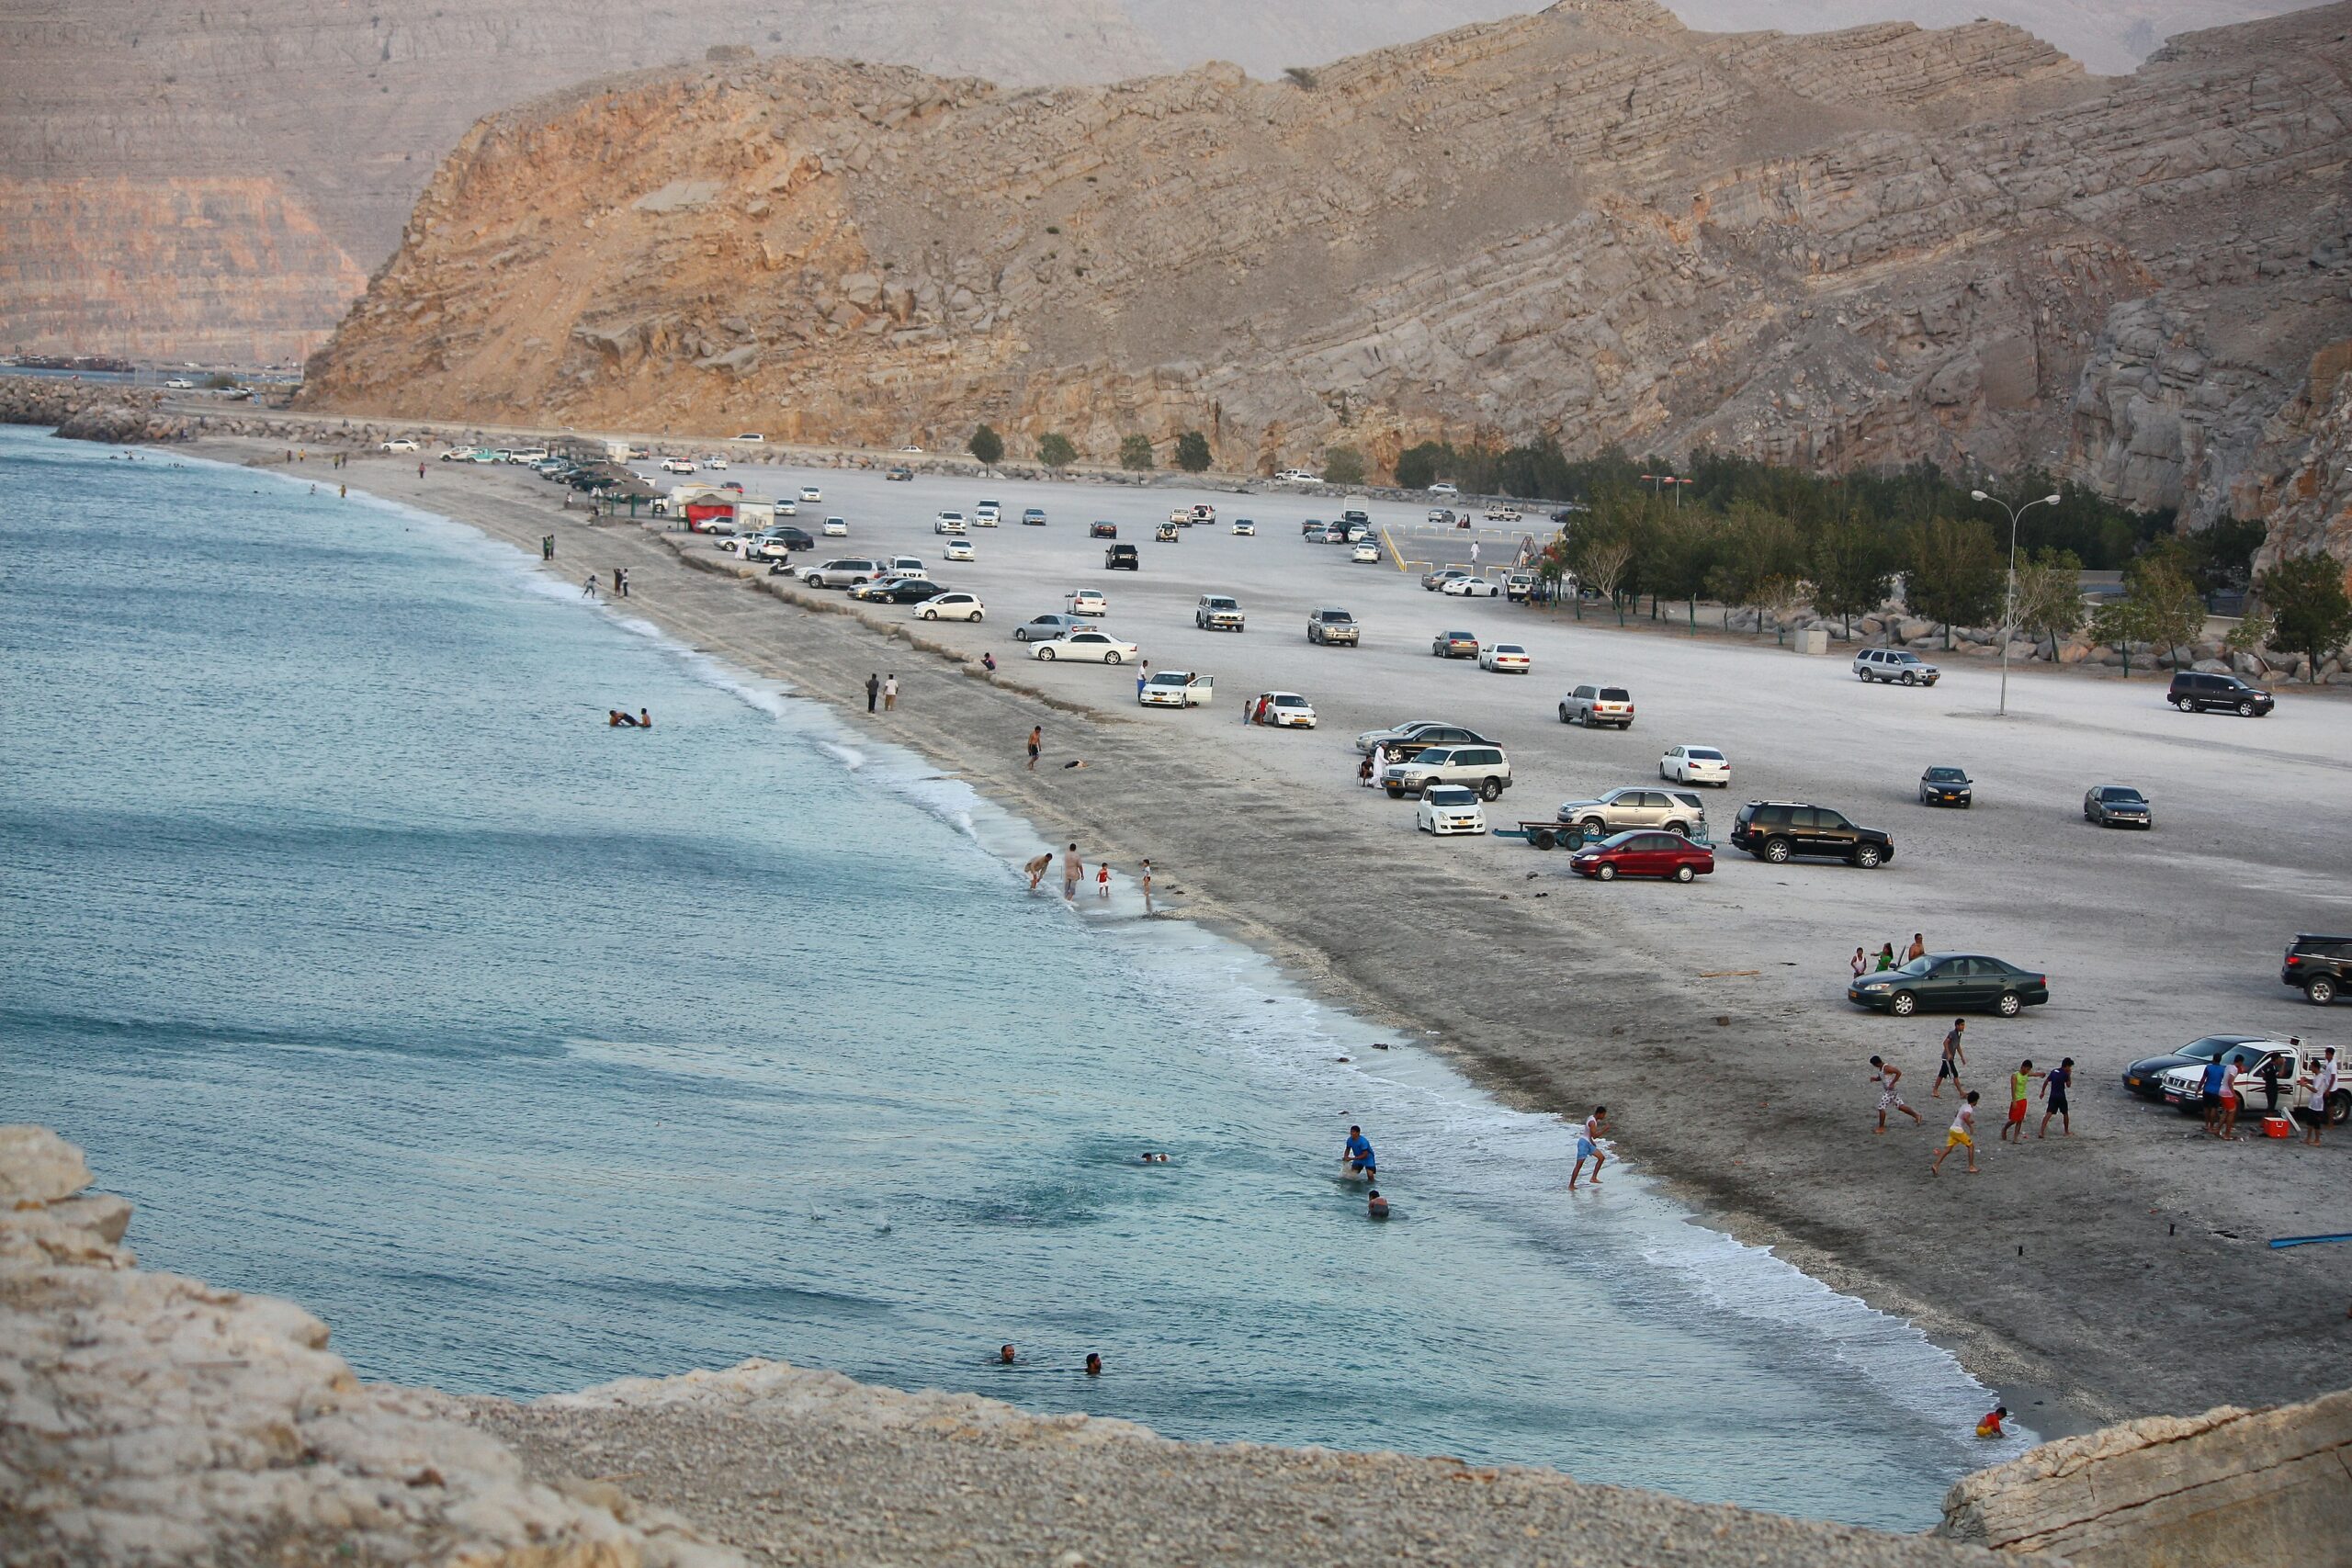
[{"x1": 1932, "y1": 1090, "x2": 1980, "y2": 1176}]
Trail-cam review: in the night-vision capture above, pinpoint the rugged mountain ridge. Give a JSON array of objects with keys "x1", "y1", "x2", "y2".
[{"x1": 300, "y1": 0, "x2": 2352, "y2": 535}]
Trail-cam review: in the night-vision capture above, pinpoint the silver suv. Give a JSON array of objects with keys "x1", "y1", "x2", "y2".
[
  {"x1": 1555, "y1": 786, "x2": 1707, "y2": 838},
  {"x1": 1385, "y1": 743, "x2": 1512, "y2": 801},
  {"x1": 1559, "y1": 684, "x2": 1635, "y2": 728},
  {"x1": 1852, "y1": 648, "x2": 1940, "y2": 686},
  {"x1": 800, "y1": 558, "x2": 881, "y2": 588},
  {"x1": 1307, "y1": 607, "x2": 1359, "y2": 646},
  {"x1": 1195, "y1": 594, "x2": 1245, "y2": 632}
]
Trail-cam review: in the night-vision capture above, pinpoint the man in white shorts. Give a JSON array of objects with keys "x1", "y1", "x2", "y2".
[
  {"x1": 1869, "y1": 1055, "x2": 1922, "y2": 1134},
  {"x1": 1570, "y1": 1105, "x2": 1609, "y2": 1189}
]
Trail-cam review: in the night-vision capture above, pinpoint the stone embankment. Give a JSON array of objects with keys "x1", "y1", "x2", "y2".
[{"x1": 9, "y1": 1122, "x2": 2352, "y2": 1567}]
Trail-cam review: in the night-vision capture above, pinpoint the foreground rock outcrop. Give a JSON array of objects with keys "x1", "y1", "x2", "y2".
[{"x1": 300, "y1": 0, "x2": 2352, "y2": 554}]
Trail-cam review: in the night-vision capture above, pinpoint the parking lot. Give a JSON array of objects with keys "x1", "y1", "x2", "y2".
[{"x1": 633, "y1": 455, "x2": 2352, "y2": 1417}]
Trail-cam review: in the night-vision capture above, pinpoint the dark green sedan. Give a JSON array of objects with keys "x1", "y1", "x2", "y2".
[{"x1": 1848, "y1": 953, "x2": 2050, "y2": 1018}]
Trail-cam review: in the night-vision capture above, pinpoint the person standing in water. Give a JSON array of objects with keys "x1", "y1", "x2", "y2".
[
  {"x1": 1570, "y1": 1106, "x2": 1608, "y2": 1189},
  {"x1": 1023, "y1": 852, "x2": 1053, "y2": 892},
  {"x1": 1096, "y1": 863, "x2": 1111, "y2": 899},
  {"x1": 582, "y1": 573, "x2": 599, "y2": 599},
  {"x1": 1341, "y1": 1125, "x2": 1376, "y2": 1179},
  {"x1": 1060, "y1": 843, "x2": 1082, "y2": 900}
]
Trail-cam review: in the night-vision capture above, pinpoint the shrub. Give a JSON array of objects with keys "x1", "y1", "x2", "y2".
[
  {"x1": 1174, "y1": 431, "x2": 1212, "y2": 473},
  {"x1": 2257, "y1": 552, "x2": 2352, "y2": 678},
  {"x1": 1118, "y1": 434, "x2": 1155, "y2": 470},
  {"x1": 967, "y1": 424, "x2": 1004, "y2": 467},
  {"x1": 1321, "y1": 446, "x2": 1366, "y2": 486},
  {"x1": 1036, "y1": 432, "x2": 1078, "y2": 469}
]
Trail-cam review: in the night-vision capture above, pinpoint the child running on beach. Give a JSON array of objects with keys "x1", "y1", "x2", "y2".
[
  {"x1": 2001, "y1": 1060, "x2": 2041, "y2": 1144},
  {"x1": 1096, "y1": 863, "x2": 1111, "y2": 898},
  {"x1": 1931, "y1": 1092, "x2": 1981, "y2": 1176},
  {"x1": 1870, "y1": 1055, "x2": 1922, "y2": 1134}
]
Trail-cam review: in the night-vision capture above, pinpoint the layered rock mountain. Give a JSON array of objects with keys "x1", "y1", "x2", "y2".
[{"x1": 300, "y1": 0, "x2": 2352, "y2": 536}]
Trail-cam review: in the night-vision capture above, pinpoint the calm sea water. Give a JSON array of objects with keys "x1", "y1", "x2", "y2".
[{"x1": 0, "y1": 429, "x2": 2014, "y2": 1529}]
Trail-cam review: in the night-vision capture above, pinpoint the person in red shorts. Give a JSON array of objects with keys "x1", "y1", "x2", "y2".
[{"x1": 2000, "y1": 1059, "x2": 2041, "y2": 1144}]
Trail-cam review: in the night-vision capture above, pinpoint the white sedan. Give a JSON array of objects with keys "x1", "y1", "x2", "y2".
[
  {"x1": 943, "y1": 537, "x2": 976, "y2": 562},
  {"x1": 1068, "y1": 589, "x2": 1109, "y2": 617},
  {"x1": 1351, "y1": 542, "x2": 1383, "y2": 563},
  {"x1": 1478, "y1": 643, "x2": 1532, "y2": 673},
  {"x1": 917, "y1": 592, "x2": 985, "y2": 623},
  {"x1": 1417, "y1": 784, "x2": 1487, "y2": 836},
  {"x1": 1032, "y1": 629, "x2": 1138, "y2": 664},
  {"x1": 1232, "y1": 519, "x2": 1257, "y2": 536},
  {"x1": 1660, "y1": 745, "x2": 1732, "y2": 786},
  {"x1": 799, "y1": 486, "x2": 823, "y2": 502},
  {"x1": 379, "y1": 438, "x2": 419, "y2": 453},
  {"x1": 822, "y1": 516, "x2": 850, "y2": 536},
  {"x1": 1441, "y1": 575, "x2": 1501, "y2": 597},
  {"x1": 661, "y1": 458, "x2": 695, "y2": 473},
  {"x1": 1139, "y1": 670, "x2": 1215, "y2": 707},
  {"x1": 704, "y1": 457, "x2": 729, "y2": 471},
  {"x1": 1246, "y1": 691, "x2": 1317, "y2": 728}
]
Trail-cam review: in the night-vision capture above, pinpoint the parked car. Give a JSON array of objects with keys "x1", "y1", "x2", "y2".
[
  {"x1": 1090, "y1": 521, "x2": 1118, "y2": 538},
  {"x1": 1013, "y1": 614, "x2": 1087, "y2": 642},
  {"x1": 2084, "y1": 784, "x2": 2153, "y2": 829},
  {"x1": 1919, "y1": 766, "x2": 1973, "y2": 807},
  {"x1": 943, "y1": 537, "x2": 976, "y2": 562},
  {"x1": 1307, "y1": 608, "x2": 1360, "y2": 647},
  {"x1": 1431, "y1": 629, "x2": 1480, "y2": 659},
  {"x1": 1069, "y1": 589, "x2": 1109, "y2": 616},
  {"x1": 1300, "y1": 518, "x2": 1327, "y2": 536},
  {"x1": 1351, "y1": 542, "x2": 1383, "y2": 564},
  {"x1": 2153, "y1": 1040, "x2": 2306, "y2": 1115},
  {"x1": 2123, "y1": 1034, "x2": 2278, "y2": 1102},
  {"x1": 752, "y1": 532, "x2": 808, "y2": 560},
  {"x1": 379, "y1": 438, "x2": 419, "y2": 453},
  {"x1": 1245, "y1": 691, "x2": 1318, "y2": 728},
  {"x1": 1139, "y1": 670, "x2": 1215, "y2": 707},
  {"x1": 1385, "y1": 743, "x2": 1512, "y2": 801},
  {"x1": 662, "y1": 457, "x2": 695, "y2": 474},
  {"x1": 2281, "y1": 934, "x2": 2352, "y2": 1006},
  {"x1": 1660, "y1": 745, "x2": 1730, "y2": 786},
  {"x1": 885, "y1": 466, "x2": 913, "y2": 481},
  {"x1": 1022, "y1": 507, "x2": 1047, "y2": 525},
  {"x1": 1195, "y1": 594, "x2": 1245, "y2": 632},
  {"x1": 1032, "y1": 629, "x2": 1139, "y2": 664},
  {"x1": 1190, "y1": 504, "x2": 1216, "y2": 525},
  {"x1": 822, "y1": 516, "x2": 850, "y2": 536},
  {"x1": 738, "y1": 434, "x2": 766, "y2": 443},
  {"x1": 1570, "y1": 830, "x2": 1715, "y2": 884},
  {"x1": 1479, "y1": 643, "x2": 1532, "y2": 673},
  {"x1": 1848, "y1": 954, "x2": 2049, "y2": 1017},
  {"x1": 1853, "y1": 648, "x2": 1941, "y2": 686},
  {"x1": 2168, "y1": 670, "x2": 2274, "y2": 716},
  {"x1": 1417, "y1": 784, "x2": 1487, "y2": 837},
  {"x1": 1355, "y1": 721, "x2": 1493, "y2": 758},
  {"x1": 1729, "y1": 801, "x2": 1894, "y2": 867},
  {"x1": 1232, "y1": 518, "x2": 1257, "y2": 536},
  {"x1": 1155, "y1": 522, "x2": 1182, "y2": 543},
  {"x1": 934, "y1": 511, "x2": 969, "y2": 535},
  {"x1": 1503, "y1": 572, "x2": 1537, "y2": 601},
  {"x1": 917, "y1": 592, "x2": 985, "y2": 622},
  {"x1": 1421, "y1": 568, "x2": 1469, "y2": 591},
  {"x1": 1555, "y1": 787, "x2": 1706, "y2": 839},
  {"x1": 800, "y1": 558, "x2": 882, "y2": 588},
  {"x1": 1559, "y1": 685, "x2": 1635, "y2": 728},
  {"x1": 701, "y1": 457, "x2": 728, "y2": 471},
  {"x1": 1428, "y1": 481, "x2": 1460, "y2": 497},
  {"x1": 889, "y1": 555, "x2": 926, "y2": 575},
  {"x1": 798, "y1": 486, "x2": 823, "y2": 502},
  {"x1": 853, "y1": 577, "x2": 945, "y2": 604},
  {"x1": 1105, "y1": 543, "x2": 1139, "y2": 570},
  {"x1": 1442, "y1": 575, "x2": 1501, "y2": 598},
  {"x1": 1318, "y1": 524, "x2": 1350, "y2": 544},
  {"x1": 974, "y1": 502, "x2": 1002, "y2": 526}
]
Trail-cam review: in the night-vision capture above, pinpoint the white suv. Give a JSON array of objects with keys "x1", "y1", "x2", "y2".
[
  {"x1": 1385, "y1": 744, "x2": 1512, "y2": 801},
  {"x1": 934, "y1": 511, "x2": 969, "y2": 535},
  {"x1": 1853, "y1": 648, "x2": 1941, "y2": 686}
]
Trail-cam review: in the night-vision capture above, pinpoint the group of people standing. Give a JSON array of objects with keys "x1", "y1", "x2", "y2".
[
  {"x1": 1023, "y1": 842, "x2": 1152, "y2": 909},
  {"x1": 1851, "y1": 934, "x2": 1928, "y2": 976}
]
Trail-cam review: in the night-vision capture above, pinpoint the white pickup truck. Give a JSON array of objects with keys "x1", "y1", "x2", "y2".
[
  {"x1": 2154, "y1": 1039, "x2": 2344, "y2": 1123},
  {"x1": 1139, "y1": 670, "x2": 1215, "y2": 707}
]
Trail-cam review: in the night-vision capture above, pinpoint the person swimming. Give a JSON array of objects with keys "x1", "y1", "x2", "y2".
[
  {"x1": 998, "y1": 1344, "x2": 1017, "y2": 1365},
  {"x1": 1084, "y1": 1353, "x2": 1102, "y2": 1377},
  {"x1": 1342, "y1": 1124, "x2": 1376, "y2": 1179},
  {"x1": 608, "y1": 709, "x2": 639, "y2": 728},
  {"x1": 1367, "y1": 1189, "x2": 1390, "y2": 1220},
  {"x1": 1138, "y1": 1152, "x2": 1170, "y2": 1163},
  {"x1": 638, "y1": 708, "x2": 651, "y2": 728}
]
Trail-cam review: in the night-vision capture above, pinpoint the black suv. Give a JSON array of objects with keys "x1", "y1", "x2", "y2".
[
  {"x1": 1105, "y1": 543, "x2": 1139, "y2": 570},
  {"x1": 2168, "y1": 671, "x2": 2273, "y2": 716},
  {"x1": 1730, "y1": 802, "x2": 1894, "y2": 868},
  {"x1": 2283, "y1": 934, "x2": 2352, "y2": 1006}
]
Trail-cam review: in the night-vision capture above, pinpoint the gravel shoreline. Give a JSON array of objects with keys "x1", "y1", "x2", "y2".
[{"x1": 175, "y1": 438, "x2": 2351, "y2": 1437}]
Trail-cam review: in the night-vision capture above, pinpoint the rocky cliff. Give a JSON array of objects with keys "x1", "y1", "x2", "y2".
[{"x1": 298, "y1": 0, "x2": 2352, "y2": 541}]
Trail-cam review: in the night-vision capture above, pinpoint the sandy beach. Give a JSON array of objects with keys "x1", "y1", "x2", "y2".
[{"x1": 196, "y1": 437, "x2": 2352, "y2": 1435}]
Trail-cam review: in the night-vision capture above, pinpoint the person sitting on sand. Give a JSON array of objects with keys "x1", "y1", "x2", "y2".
[
  {"x1": 1342, "y1": 1125, "x2": 1376, "y2": 1179},
  {"x1": 982, "y1": 651, "x2": 997, "y2": 672},
  {"x1": 1367, "y1": 1189, "x2": 1390, "y2": 1220},
  {"x1": 1975, "y1": 1405, "x2": 2008, "y2": 1438}
]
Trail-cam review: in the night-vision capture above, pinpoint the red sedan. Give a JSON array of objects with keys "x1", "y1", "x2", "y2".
[{"x1": 1569, "y1": 829, "x2": 1714, "y2": 883}]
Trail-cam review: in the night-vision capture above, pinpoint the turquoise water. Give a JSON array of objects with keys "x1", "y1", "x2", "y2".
[{"x1": 0, "y1": 429, "x2": 2012, "y2": 1529}]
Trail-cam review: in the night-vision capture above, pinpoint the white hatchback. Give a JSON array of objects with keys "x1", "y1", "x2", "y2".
[
  {"x1": 1660, "y1": 745, "x2": 1731, "y2": 786},
  {"x1": 1479, "y1": 643, "x2": 1532, "y2": 673},
  {"x1": 1417, "y1": 785, "x2": 1487, "y2": 836},
  {"x1": 917, "y1": 592, "x2": 985, "y2": 622}
]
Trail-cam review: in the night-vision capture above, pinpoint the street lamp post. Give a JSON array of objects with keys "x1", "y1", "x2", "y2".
[{"x1": 1970, "y1": 489, "x2": 2064, "y2": 716}]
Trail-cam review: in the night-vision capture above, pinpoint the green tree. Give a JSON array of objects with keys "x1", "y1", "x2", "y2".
[
  {"x1": 2086, "y1": 555, "x2": 2201, "y2": 676},
  {"x1": 1707, "y1": 502, "x2": 1803, "y2": 634},
  {"x1": 1118, "y1": 434, "x2": 1155, "y2": 470},
  {"x1": 2257, "y1": 552, "x2": 2352, "y2": 678},
  {"x1": 1394, "y1": 443, "x2": 1445, "y2": 491},
  {"x1": 1036, "y1": 432, "x2": 1078, "y2": 469},
  {"x1": 2009, "y1": 548, "x2": 2086, "y2": 648},
  {"x1": 967, "y1": 423, "x2": 1004, "y2": 467},
  {"x1": 1808, "y1": 514, "x2": 1894, "y2": 640},
  {"x1": 201, "y1": 372, "x2": 240, "y2": 390},
  {"x1": 1577, "y1": 537, "x2": 1635, "y2": 626},
  {"x1": 1905, "y1": 516, "x2": 2002, "y2": 648},
  {"x1": 1173, "y1": 431, "x2": 1212, "y2": 473},
  {"x1": 1647, "y1": 506, "x2": 1720, "y2": 632},
  {"x1": 1321, "y1": 446, "x2": 1367, "y2": 486}
]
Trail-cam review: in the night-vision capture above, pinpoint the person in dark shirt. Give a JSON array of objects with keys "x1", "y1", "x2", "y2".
[{"x1": 2038, "y1": 1057, "x2": 2074, "y2": 1138}]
